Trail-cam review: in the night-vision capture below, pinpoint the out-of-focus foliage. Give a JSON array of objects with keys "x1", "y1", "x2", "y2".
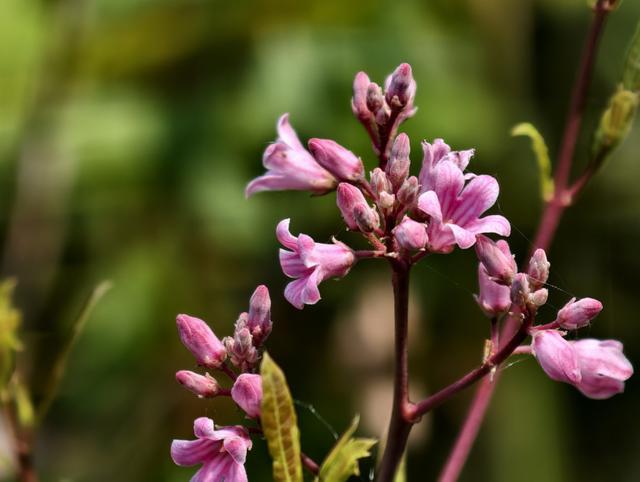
[{"x1": 1, "y1": 0, "x2": 639, "y2": 481}]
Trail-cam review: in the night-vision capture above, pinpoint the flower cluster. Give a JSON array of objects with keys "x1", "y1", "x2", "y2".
[
  {"x1": 171, "y1": 286, "x2": 270, "y2": 481},
  {"x1": 474, "y1": 236, "x2": 633, "y2": 399},
  {"x1": 247, "y1": 64, "x2": 510, "y2": 309}
]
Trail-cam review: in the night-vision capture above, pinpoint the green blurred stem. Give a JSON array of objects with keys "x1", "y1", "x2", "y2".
[
  {"x1": 377, "y1": 261, "x2": 414, "y2": 482},
  {"x1": 440, "y1": 2, "x2": 612, "y2": 481}
]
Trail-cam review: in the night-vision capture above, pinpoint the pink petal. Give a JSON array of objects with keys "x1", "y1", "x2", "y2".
[
  {"x1": 194, "y1": 417, "x2": 216, "y2": 438},
  {"x1": 224, "y1": 436, "x2": 249, "y2": 465},
  {"x1": 279, "y1": 250, "x2": 309, "y2": 278},
  {"x1": 276, "y1": 113, "x2": 305, "y2": 151},
  {"x1": 433, "y1": 161, "x2": 465, "y2": 216},
  {"x1": 447, "y1": 224, "x2": 476, "y2": 249},
  {"x1": 276, "y1": 219, "x2": 298, "y2": 249},
  {"x1": 171, "y1": 439, "x2": 216, "y2": 466},
  {"x1": 451, "y1": 175, "x2": 499, "y2": 226},
  {"x1": 417, "y1": 191, "x2": 443, "y2": 221},
  {"x1": 465, "y1": 215, "x2": 511, "y2": 237}
]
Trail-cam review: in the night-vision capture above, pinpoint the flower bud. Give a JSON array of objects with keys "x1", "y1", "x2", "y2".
[
  {"x1": 231, "y1": 373, "x2": 263, "y2": 418},
  {"x1": 393, "y1": 216, "x2": 428, "y2": 251},
  {"x1": 378, "y1": 191, "x2": 395, "y2": 210},
  {"x1": 474, "y1": 235, "x2": 516, "y2": 284},
  {"x1": 247, "y1": 285, "x2": 272, "y2": 346},
  {"x1": 510, "y1": 273, "x2": 531, "y2": 308},
  {"x1": 366, "y1": 83, "x2": 385, "y2": 114},
  {"x1": 351, "y1": 72, "x2": 372, "y2": 120},
  {"x1": 385, "y1": 63, "x2": 416, "y2": 108},
  {"x1": 308, "y1": 139, "x2": 364, "y2": 181},
  {"x1": 530, "y1": 288, "x2": 548, "y2": 308},
  {"x1": 370, "y1": 168, "x2": 391, "y2": 195},
  {"x1": 532, "y1": 330, "x2": 581, "y2": 384},
  {"x1": 475, "y1": 265, "x2": 511, "y2": 318},
  {"x1": 571, "y1": 339, "x2": 633, "y2": 399},
  {"x1": 386, "y1": 133, "x2": 411, "y2": 191},
  {"x1": 555, "y1": 297, "x2": 603, "y2": 330},
  {"x1": 354, "y1": 204, "x2": 380, "y2": 233},
  {"x1": 224, "y1": 316, "x2": 259, "y2": 371},
  {"x1": 176, "y1": 314, "x2": 227, "y2": 368},
  {"x1": 527, "y1": 249, "x2": 550, "y2": 290},
  {"x1": 396, "y1": 176, "x2": 419, "y2": 206},
  {"x1": 337, "y1": 183, "x2": 372, "y2": 230},
  {"x1": 176, "y1": 370, "x2": 220, "y2": 398}
]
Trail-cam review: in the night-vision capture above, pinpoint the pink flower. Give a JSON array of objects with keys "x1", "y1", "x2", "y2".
[
  {"x1": 231, "y1": 374, "x2": 262, "y2": 418},
  {"x1": 474, "y1": 236, "x2": 516, "y2": 284},
  {"x1": 474, "y1": 264, "x2": 511, "y2": 318},
  {"x1": 277, "y1": 219, "x2": 356, "y2": 309},
  {"x1": 171, "y1": 417, "x2": 252, "y2": 482},
  {"x1": 418, "y1": 139, "x2": 474, "y2": 194},
  {"x1": 571, "y1": 339, "x2": 633, "y2": 399},
  {"x1": 384, "y1": 63, "x2": 416, "y2": 110},
  {"x1": 392, "y1": 216, "x2": 428, "y2": 251},
  {"x1": 176, "y1": 314, "x2": 227, "y2": 369},
  {"x1": 223, "y1": 314, "x2": 259, "y2": 372},
  {"x1": 531, "y1": 330, "x2": 581, "y2": 384},
  {"x1": 308, "y1": 139, "x2": 364, "y2": 182},
  {"x1": 246, "y1": 114, "x2": 336, "y2": 196},
  {"x1": 417, "y1": 160, "x2": 510, "y2": 253},
  {"x1": 555, "y1": 297, "x2": 603, "y2": 330}
]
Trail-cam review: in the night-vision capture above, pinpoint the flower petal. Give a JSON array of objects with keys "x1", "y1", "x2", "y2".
[
  {"x1": 193, "y1": 417, "x2": 216, "y2": 438},
  {"x1": 465, "y1": 215, "x2": 511, "y2": 237},
  {"x1": 276, "y1": 113, "x2": 305, "y2": 151},
  {"x1": 279, "y1": 250, "x2": 308, "y2": 278},
  {"x1": 451, "y1": 175, "x2": 499, "y2": 226},
  {"x1": 171, "y1": 439, "x2": 216, "y2": 466},
  {"x1": 224, "y1": 436, "x2": 249, "y2": 465},
  {"x1": 417, "y1": 191, "x2": 443, "y2": 221},
  {"x1": 276, "y1": 219, "x2": 298, "y2": 249},
  {"x1": 433, "y1": 161, "x2": 465, "y2": 216},
  {"x1": 447, "y1": 224, "x2": 477, "y2": 249}
]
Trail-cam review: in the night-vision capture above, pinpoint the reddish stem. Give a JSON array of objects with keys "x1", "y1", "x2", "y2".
[{"x1": 440, "y1": 2, "x2": 611, "y2": 480}]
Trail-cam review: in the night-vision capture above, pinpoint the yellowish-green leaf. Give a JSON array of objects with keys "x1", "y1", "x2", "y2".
[
  {"x1": 10, "y1": 376, "x2": 34, "y2": 429},
  {"x1": 315, "y1": 415, "x2": 377, "y2": 482},
  {"x1": 0, "y1": 279, "x2": 22, "y2": 396},
  {"x1": 511, "y1": 123, "x2": 555, "y2": 201},
  {"x1": 260, "y1": 352, "x2": 303, "y2": 482}
]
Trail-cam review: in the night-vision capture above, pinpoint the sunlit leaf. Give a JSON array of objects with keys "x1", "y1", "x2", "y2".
[
  {"x1": 260, "y1": 352, "x2": 303, "y2": 482},
  {"x1": 315, "y1": 415, "x2": 377, "y2": 482},
  {"x1": 511, "y1": 122, "x2": 555, "y2": 201}
]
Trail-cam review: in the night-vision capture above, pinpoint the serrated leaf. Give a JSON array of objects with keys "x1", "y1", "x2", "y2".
[
  {"x1": 511, "y1": 122, "x2": 555, "y2": 201},
  {"x1": 315, "y1": 415, "x2": 377, "y2": 482},
  {"x1": 260, "y1": 352, "x2": 303, "y2": 482}
]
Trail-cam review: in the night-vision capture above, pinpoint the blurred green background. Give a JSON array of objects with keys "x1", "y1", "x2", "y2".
[{"x1": 1, "y1": 0, "x2": 639, "y2": 480}]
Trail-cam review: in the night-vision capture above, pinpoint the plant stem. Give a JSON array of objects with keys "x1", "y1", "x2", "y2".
[
  {"x1": 3, "y1": 405, "x2": 37, "y2": 482},
  {"x1": 439, "y1": 2, "x2": 611, "y2": 479},
  {"x1": 301, "y1": 452, "x2": 320, "y2": 475},
  {"x1": 377, "y1": 261, "x2": 413, "y2": 482}
]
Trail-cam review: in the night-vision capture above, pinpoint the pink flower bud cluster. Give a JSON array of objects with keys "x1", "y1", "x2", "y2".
[
  {"x1": 171, "y1": 287, "x2": 270, "y2": 481},
  {"x1": 473, "y1": 236, "x2": 632, "y2": 399}
]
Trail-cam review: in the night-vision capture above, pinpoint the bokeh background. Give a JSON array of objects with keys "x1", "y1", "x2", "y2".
[{"x1": 1, "y1": 0, "x2": 639, "y2": 480}]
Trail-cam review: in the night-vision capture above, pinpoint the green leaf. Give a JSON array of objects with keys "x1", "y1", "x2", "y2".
[
  {"x1": 511, "y1": 123, "x2": 555, "y2": 201},
  {"x1": 37, "y1": 281, "x2": 112, "y2": 423},
  {"x1": 260, "y1": 352, "x2": 303, "y2": 482},
  {"x1": 0, "y1": 279, "x2": 22, "y2": 397},
  {"x1": 315, "y1": 415, "x2": 377, "y2": 482}
]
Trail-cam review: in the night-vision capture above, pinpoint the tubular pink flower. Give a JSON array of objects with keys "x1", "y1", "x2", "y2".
[
  {"x1": 532, "y1": 330, "x2": 581, "y2": 384},
  {"x1": 176, "y1": 314, "x2": 227, "y2": 369},
  {"x1": 570, "y1": 339, "x2": 633, "y2": 399},
  {"x1": 418, "y1": 139, "x2": 474, "y2": 194},
  {"x1": 417, "y1": 161, "x2": 510, "y2": 253},
  {"x1": 308, "y1": 139, "x2": 364, "y2": 182},
  {"x1": 171, "y1": 417, "x2": 252, "y2": 482},
  {"x1": 392, "y1": 216, "x2": 428, "y2": 251},
  {"x1": 555, "y1": 297, "x2": 603, "y2": 330},
  {"x1": 352, "y1": 71, "x2": 372, "y2": 121},
  {"x1": 474, "y1": 264, "x2": 511, "y2": 318},
  {"x1": 277, "y1": 219, "x2": 356, "y2": 309},
  {"x1": 231, "y1": 374, "x2": 263, "y2": 418},
  {"x1": 246, "y1": 114, "x2": 336, "y2": 196}
]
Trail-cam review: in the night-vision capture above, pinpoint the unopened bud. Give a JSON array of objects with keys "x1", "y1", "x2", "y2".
[
  {"x1": 393, "y1": 216, "x2": 427, "y2": 250},
  {"x1": 378, "y1": 191, "x2": 395, "y2": 210},
  {"x1": 387, "y1": 133, "x2": 411, "y2": 191},
  {"x1": 247, "y1": 285, "x2": 272, "y2": 346},
  {"x1": 474, "y1": 236, "x2": 516, "y2": 285},
  {"x1": 352, "y1": 71, "x2": 372, "y2": 120},
  {"x1": 396, "y1": 176, "x2": 419, "y2": 206},
  {"x1": 385, "y1": 63, "x2": 416, "y2": 108},
  {"x1": 527, "y1": 249, "x2": 550, "y2": 290},
  {"x1": 354, "y1": 204, "x2": 380, "y2": 233},
  {"x1": 510, "y1": 273, "x2": 531, "y2": 308},
  {"x1": 337, "y1": 183, "x2": 370, "y2": 230},
  {"x1": 530, "y1": 288, "x2": 549, "y2": 308},
  {"x1": 224, "y1": 323, "x2": 259, "y2": 372},
  {"x1": 370, "y1": 168, "x2": 391, "y2": 195},
  {"x1": 231, "y1": 373, "x2": 263, "y2": 418},
  {"x1": 555, "y1": 297, "x2": 603, "y2": 330},
  {"x1": 176, "y1": 314, "x2": 227, "y2": 368},
  {"x1": 366, "y1": 83, "x2": 385, "y2": 114},
  {"x1": 308, "y1": 139, "x2": 364, "y2": 181},
  {"x1": 176, "y1": 370, "x2": 220, "y2": 398}
]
